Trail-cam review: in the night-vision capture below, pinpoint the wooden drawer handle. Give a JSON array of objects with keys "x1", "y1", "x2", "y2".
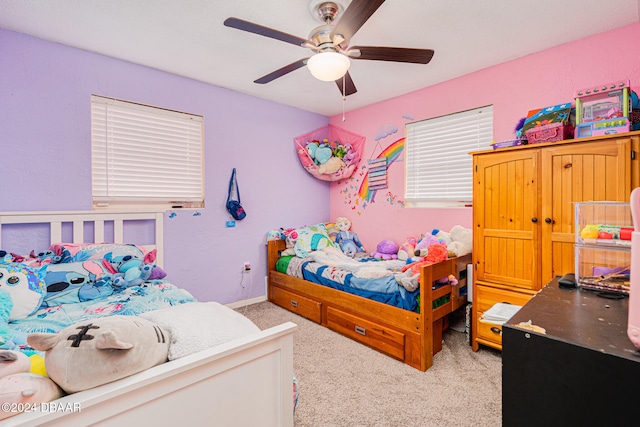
[
  {"x1": 290, "y1": 300, "x2": 298, "y2": 308},
  {"x1": 355, "y1": 325, "x2": 366, "y2": 336},
  {"x1": 490, "y1": 327, "x2": 502, "y2": 335}
]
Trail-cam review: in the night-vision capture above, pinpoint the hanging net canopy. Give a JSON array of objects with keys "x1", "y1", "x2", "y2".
[{"x1": 294, "y1": 124, "x2": 366, "y2": 182}]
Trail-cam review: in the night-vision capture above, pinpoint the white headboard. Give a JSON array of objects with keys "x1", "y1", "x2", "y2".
[{"x1": 0, "y1": 210, "x2": 165, "y2": 266}]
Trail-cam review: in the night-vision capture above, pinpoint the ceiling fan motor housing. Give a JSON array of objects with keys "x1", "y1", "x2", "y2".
[{"x1": 309, "y1": 24, "x2": 346, "y2": 52}]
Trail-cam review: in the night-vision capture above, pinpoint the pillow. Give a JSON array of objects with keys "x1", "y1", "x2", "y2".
[
  {"x1": 41, "y1": 260, "x2": 114, "y2": 307},
  {"x1": 275, "y1": 255, "x2": 294, "y2": 274},
  {"x1": 293, "y1": 223, "x2": 335, "y2": 258},
  {"x1": 324, "y1": 222, "x2": 340, "y2": 242},
  {"x1": 140, "y1": 302, "x2": 260, "y2": 360},
  {"x1": 49, "y1": 243, "x2": 146, "y2": 263},
  {"x1": 0, "y1": 263, "x2": 47, "y2": 320}
]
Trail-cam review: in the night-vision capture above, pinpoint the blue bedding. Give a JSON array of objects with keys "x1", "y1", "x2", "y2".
[
  {"x1": 301, "y1": 260, "x2": 419, "y2": 311},
  {"x1": 6, "y1": 280, "x2": 196, "y2": 356}
]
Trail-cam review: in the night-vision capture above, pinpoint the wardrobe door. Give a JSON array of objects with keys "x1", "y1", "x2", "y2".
[
  {"x1": 540, "y1": 138, "x2": 631, "y2": 283},
  {"x1": 473, "y1": 149, "x2": 540, "y2": 291}
]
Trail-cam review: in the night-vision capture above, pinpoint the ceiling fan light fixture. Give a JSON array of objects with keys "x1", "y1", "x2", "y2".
[{"x1": 307, "y1": 51, "x2": 351, "y2": 82}]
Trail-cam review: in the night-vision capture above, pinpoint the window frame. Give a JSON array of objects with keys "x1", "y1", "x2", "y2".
[
  {"x1": 404, "y1": 105, "x2": 493, "y2": 208},
  {"x1": 91, "y1": 95, "x2": 204, "y2": 210}
]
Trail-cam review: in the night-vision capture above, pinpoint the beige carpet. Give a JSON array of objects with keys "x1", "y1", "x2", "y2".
[{"x1": 240, "y1": 301, "x2": 502, "y2": 427}]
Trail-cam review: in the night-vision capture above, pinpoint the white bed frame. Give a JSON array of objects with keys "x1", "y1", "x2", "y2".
[{"x1": 0, "y1": 210, "x2": 296, "y2": 427}]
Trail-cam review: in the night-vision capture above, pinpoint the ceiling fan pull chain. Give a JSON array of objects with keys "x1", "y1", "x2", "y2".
[{"x1": 342, "y1": 75, "x2": 346, "y2": 122}]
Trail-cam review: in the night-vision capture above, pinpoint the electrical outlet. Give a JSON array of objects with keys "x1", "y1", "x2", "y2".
[{"x1": 243, "y1": 262, "x2": 251, "y2": 272}]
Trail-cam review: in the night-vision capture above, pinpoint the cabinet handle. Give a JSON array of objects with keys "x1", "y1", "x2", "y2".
[
  {"x1": 290, "y1": 300, "x2": 298, "y2": 308},
  {"x1": 355, "y1": 325, "x2": 366, "y2": 336},
  {"x1": 490, "y1": 327, "x2": 502, "y2": 335},
  {"x1": 545, "y1": 218, "x2": 553, "y2": 224},
  {"x1": 531, "y1": 217, "x2": 538, "y2": 223}
]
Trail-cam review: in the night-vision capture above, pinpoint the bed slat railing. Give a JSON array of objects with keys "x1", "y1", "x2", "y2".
[{"x1": 0, "y1": 210, "x2": 165, "y2": 267}]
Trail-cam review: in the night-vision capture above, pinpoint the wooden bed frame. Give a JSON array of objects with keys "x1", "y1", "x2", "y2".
[
  {"x1": 0, "y1": 211, "x2": 296, "y2": 427},
  {"x1": 267, "y1": 239, "x2": 471, "y2": 371}
]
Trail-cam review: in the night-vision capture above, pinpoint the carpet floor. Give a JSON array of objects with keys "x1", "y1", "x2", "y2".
[{"x1": 240, "y1": 301, "x2": 503, "y2": 427}]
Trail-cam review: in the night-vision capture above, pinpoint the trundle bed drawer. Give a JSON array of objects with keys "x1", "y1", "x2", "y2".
[
  {"x1": 270, "y1": 286, "x2": 322, "y2": 324},
  {"x1": 326, "y1": 307, "x2": 405, "y2": 360}
]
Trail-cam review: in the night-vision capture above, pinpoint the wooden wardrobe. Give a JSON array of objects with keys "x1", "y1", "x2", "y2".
[{"x1": 471, "y1": 131, "x2": 640, "y2": 351}]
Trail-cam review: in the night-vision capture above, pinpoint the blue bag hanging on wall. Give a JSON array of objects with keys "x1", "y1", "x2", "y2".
[{"x1": 226, "y1": 168, "x2": 246, "y2": 220}]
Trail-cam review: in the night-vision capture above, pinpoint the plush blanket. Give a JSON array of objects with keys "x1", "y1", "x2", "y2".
[{"x1": 308, "y1": 247, "x2": 406, "y2": 278}]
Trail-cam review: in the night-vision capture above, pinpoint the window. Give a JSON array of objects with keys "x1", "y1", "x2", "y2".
[
  {"x1": 404, "y1": 105, "x2": 493, "y2": 207},
  {"x1": 91, "y1": 95, "x2": 204, "y2": 209}
]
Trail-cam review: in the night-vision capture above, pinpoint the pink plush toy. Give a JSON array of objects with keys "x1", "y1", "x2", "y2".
[
  {"x1": 397, "y1": 236, "x2": 419, "y2": 261},
  {"x1": 370, "y1": 240, "x2": 399, "y2": 260},
  {"x1": 0, "y1": 350, "x2": 63, "y2": 421},
  {"x1": 401, "y1": 243, "x2": 449, "y2": 276},
  {"x1": 413, "y1": 233, "x2": 441, "y2": 258},
  {"x1": 0, "y1": 373, "x2": 64, "y2": 420}
]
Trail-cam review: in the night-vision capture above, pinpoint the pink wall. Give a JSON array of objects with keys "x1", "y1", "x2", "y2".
[{"x1": 329, "y1": 22, "x2": 640, "y2": 251}]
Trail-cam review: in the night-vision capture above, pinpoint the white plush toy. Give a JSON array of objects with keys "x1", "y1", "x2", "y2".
[
  {"x1": 317, "y1": 156, "x2": 346, "y2": 175},
  {"x1": 28, "y1": 315, "x2": 169, "y2": 393},
  {"x1": 448, "y1": 225, "x2": 473, "y2": 257}
]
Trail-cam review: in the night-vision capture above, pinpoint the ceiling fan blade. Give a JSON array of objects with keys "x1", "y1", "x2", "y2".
[
  {"x1": 331, "y1": 0, "x2": 386, "y2": 43},
  {"x1": 224, "y1": 17, "x2": 309, "y2": 47},
  {"x1": 349, "y1": 46, "x2": 435, "y2": 64},
  {"x1": 254, "y1": 58, "x2": 309, "y2": 84},
  {"x1": 335, "y1": 72, "x2": 357, "y2": 96}
]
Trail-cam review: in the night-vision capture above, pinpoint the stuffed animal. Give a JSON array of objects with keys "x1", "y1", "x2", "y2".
[
  {"x1": 318, "y1": 156, "x2": 346, "y2": 174},
  {"x1": 280, "y1": 228, "x2": 298, "y2": 257},
  {"x1": 0, "y1": 263, "x2": 46, "y2": 321},
  {"x1": 401, "y1": 242, "x2": 449, "y2": 276},
  {"x1": 332, "y1": 143, "x2": 348, "y2": 158},
  {"x1": 413, "y1": 233, "x2": 441, "y2": 258},
  {"x1": 334, "y1": 217, "x2": 365, "y2": 256},
  {"x1": 0, "y1": 373, "x2": 64, "y2": 421},
  {"x1": 306, "y1": 141, "x2": 319, "y2": 164},
  {"x1": 266, "y1": 229, "x2": 286, "y2": 242},
  {"x1": 397, "y1": 236, "x2": 419, "y2": 261},
  {"x1": 314, "y1": 143, "x2": 333, "y2": 165},
  {"x1": 112, "y1": 263, "x2": 155, "y2": 288},
  {"x1": 0, "y1": 350, "x2": 31, "y2": 376},
  {"x1": 448, "y1": 225, "x2": 473, "y2": 257},
  {"x1": 370, "y1": 240, "x2": 399, "y2": 260},
  {"x1": 28, "y1": 315, "x2": 170, "y2": 393},
  {"x1": 0, "y1": 349, "x2": 62, "y2": 421},
  {"x1": 40, "y1": 260, "x2": 114, "y2": 307},
  {"x1": 0, "y1": 350, "x2": 46, "y2": 377},
  {"x1": 431, "y1": 228, "x2": 453, "y2": 246},
  {"x1": 342, "y1": 144, "x2": 357, "y2": 164},
  {"x1": 102, "y1": 251, "x2": 158, "y2": 288},
  {"x1": 0, "y1": 289, "x2": 14, "y2": 348},
  {"x1": 394, "y1": 270, "x2": 420, "y2": 292}
]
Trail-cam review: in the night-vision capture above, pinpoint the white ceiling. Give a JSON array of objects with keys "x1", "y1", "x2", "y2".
[{"x1": 1, "y1": 0, "x2": 639, "y2": 116}]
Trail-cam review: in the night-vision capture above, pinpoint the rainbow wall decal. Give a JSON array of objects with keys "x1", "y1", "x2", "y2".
[{"x1": 358, "y1": 137, "x2": 404, "y2": 202}]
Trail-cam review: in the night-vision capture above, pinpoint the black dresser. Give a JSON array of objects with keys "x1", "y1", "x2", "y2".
[{"x1": 502, "y1": 279, "x2": 640, "y2": 426}]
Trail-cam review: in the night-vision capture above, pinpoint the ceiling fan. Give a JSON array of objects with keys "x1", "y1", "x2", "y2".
[{"x1": 223, "y1": 0, "x2": 434, "y2": 97}]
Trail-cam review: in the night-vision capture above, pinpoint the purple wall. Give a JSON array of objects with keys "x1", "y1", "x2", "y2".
[{"x1": 0, "y1": 28, "x2": 329, "y2": 303}]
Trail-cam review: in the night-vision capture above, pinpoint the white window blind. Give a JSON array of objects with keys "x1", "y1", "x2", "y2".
[
  {"x1": 91, "y1": 95, "x2": 204, "y2": 209},
  {"x1": 405, "y1": 105, "x2": 493, "y2": 207}
]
